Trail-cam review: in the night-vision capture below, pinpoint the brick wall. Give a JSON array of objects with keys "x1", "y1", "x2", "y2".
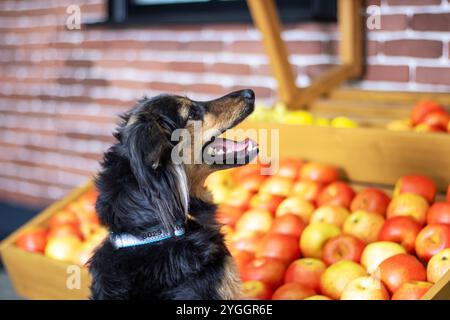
[{"x1": 0, "y1": 0, "x2": 449, "y2": 207}]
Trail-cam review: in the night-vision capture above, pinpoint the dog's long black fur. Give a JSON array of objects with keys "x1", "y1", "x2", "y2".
[{"x1": 89, "y1": 91, "x2": 254, "y2": 299}]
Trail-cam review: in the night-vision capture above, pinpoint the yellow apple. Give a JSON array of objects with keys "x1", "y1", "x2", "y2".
[
  {"x1": 45, "y1": 236, "x2": 82, "y2": 262},
  {"x1": 361, "y1": 241, "x2": 406, "y2": 275},
  {"x1": 320, "y1": 260, "x2": 367, "y2": 300},
  {"x1": 427, "y1": 248, "x2": 450, "y2": 283},
  {"x1": 340, "y1": 276, "x2": 390, "y2": 300},
  {"x1": 387, "y1": 193, "x2": 429, "y2": 225},
  {"x1": 300, "y1": 222, "x2": 341, "y2": 259},
  {"x1": 310, "y1": 205, "x2": 350, "y2": 228},
  {"x1": 343, "y1": 210, "x2": 385, "y2": 243},
  {"x1": 331, "y1": 116, "x2": 358, "y2": 128},
  {"x1": 276, "y1": 196, "x2": 315, "y2": 223}
]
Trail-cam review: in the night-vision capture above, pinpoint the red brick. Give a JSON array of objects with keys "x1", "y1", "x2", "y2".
[
  {"x1": 364, "y1": 65, "x2": 410, "y2": 82},
  {"x1": 367, "y1": 41, "x2": 380, "y2": 56},
  {"x1": 182, "y1": 41, "x2": 223, "y2": 52},
  {"x1": 147, "y1": 82, "x2": 185, "y2": 93},
  {"x1": 228, "y1": 41, "x2": 265, "y2": 54},
  {"x1": 387, "y1": 0, "x2": 442, "y2": 5},
  {"x1": 286, "y1": 41, "x2": 323, "y2": 55},
  {"x1": 251, "y1": 64, "x2": 272, "y2": 76},
  {"x1": 384, "y1": 40, "x2": 443, "y2": 58},
  {"x1": 410, "y1": 13, "x2": 450, "y2": 31},
  {"x1": 167, "y1": 62, "x2": 205, "y2": 73},
  {"x1": 374, "y1": 14, "x2": 409, "y2": 31},
  {"x1": 207, "y1": 63, "x2": 250, "y2": 75},
  {"x1": 415, "y1": 67, "x2": 450, "y2": 86}
]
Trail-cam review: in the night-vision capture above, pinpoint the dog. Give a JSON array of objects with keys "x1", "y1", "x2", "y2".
[{"x1": 89, "y1": 89, "x2": 258, "y2": 299}]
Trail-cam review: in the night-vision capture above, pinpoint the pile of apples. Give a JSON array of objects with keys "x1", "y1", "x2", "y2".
[
  {"x1": 206, "y1": 159, "x2": 450, "y2": 300},
  {"x1": 249, "y1": 102, "x2": 358, "y2": 128},
  {"x1": 15, "y1": 190, "x2": 107, "y2": 266},
  {"x1": 387, "y1": 100, "x2": 450, "y2": 133}
]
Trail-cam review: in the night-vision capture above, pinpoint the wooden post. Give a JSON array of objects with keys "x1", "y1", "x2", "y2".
[
  {"x1": 247, "y1": 0, "x2": 364, "y2": 109},
  {"x1": 247, "y1": 0, "x2": 298, "y2": 107},
  {"x1": 339, "y1": 0, "x2": 363, "y2": 76}
]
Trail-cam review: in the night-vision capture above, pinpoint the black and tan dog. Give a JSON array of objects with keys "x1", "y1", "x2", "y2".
[{"x1": 89, "y1": 89, "x2": 258, "y2": 299}]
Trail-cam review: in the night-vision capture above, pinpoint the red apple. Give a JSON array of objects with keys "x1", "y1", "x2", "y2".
[
  {"x1": 235, "y1": 208, "x2": 273, "y2": 234},
  {"x1": 394, "y1": 175, "x2": 437, "y2": 203},
  {"x1": 411, "y1": 100, "x2": 444, "y2": 126},
  {"x1": 48, "y1": 210, "x2": 79, "y2": 229},
  {"x1": 317, "y1": 181, "x2": 355, "y2": 209},
  {"x1": 272, "y1": 283, "x2": 316, "y2": 300},
  {"x1": 304, "y1": 295, "x2": 332, "y2": 300},
  {"x1": 378, "y1": 216, "x2": 422, "y2": 253},
  {"x1": 240, "y1": 258, "x2": 286, "y2": 289},
  {"x1": 343, "y1": 210, "x2": 385, "y2": 243},
  {"x1": 350, "y1": 188, "x2": 391, "y2": 216},
  {"x1": 292, "y1": 180, "x2": 324, "y2": 203},
  {"x1": 47, "y1": 224, "x2": 83, "y2": 240},
  {"x1": 231, "y1": 163, "x2": 263, "y2": 182},
  {"x1": 320, "y1": 260, "x2": 367, "y2": 300},
  {"x1": 387, "y1": 193, "x2": 429, "y2": 225},
  {"x1": 414, "y1": 123, "x2": 444, "y2": 133},
  {"x1": 275, "y1": 196, "x2": 315, "y2": 223},
  {"x1": 421, "y1": 110, "x2": 450, "y2": 131},
  {"x1": 322, "y1": 234, "x2": 365, "y2": 265},
  {"x1": 447, "y1": 184, "x2": 450, "y2": 203},
  {"x1": 15, "y1": 227, "x2": 48, "y2": 253},
  {"x1": 391, "y1": 281, "x2": 433, "y2": 300},
  {"x1": 377, "y1": 253, "x2": 426, "y2": 293},
  {"x1": 341, "y1": 276, "x2": 390, "y2": 300},
  {"x1": 284, "y1": 258, "x2": 326, "y2": 292},
  {"x1": 224, "y1": 187, "x2": 254, "y2": 210},
  {"x1": 216, "y1": 205, "x2": 244, "y2": 227},
  {"x1": 300, "y1": 163, "x2": 338, "y2": 184},
  {"x1": 231, "y1": 250, "x2": 254, "y2": 275},
  {"x1": 309, "y1": 205, "x2": 349, "y2": 228},
  {"x1": 231, "y1": 231, "x2": 264, "y2": 254},
  {"x1": 242, "y1": 280, "x2": 273, "y2": 300},
  {"x1": 260, "y1": 176, "x2": 294, "y2": 197},
  {"x1": 415, "y1": 224, "x2": 450, "y2": 261},
  {"x1": 249, "y1": 192, "x2": 284, "y2": 214},
  {"x1": 256, "y1": 233, "x2": 300, "y2": 264},
  {"x1": 275, "y1": 158, "x2": 303, "y2": 180},
  {"x1": 427, "y1": 248, "x2": 450, "y2": 283},
  {"x1": 427, "y1": 202, "x2": 450, "y2": 226},
  {"x1": 270, "y1": 214, "x2": 306, "y2": 239}
]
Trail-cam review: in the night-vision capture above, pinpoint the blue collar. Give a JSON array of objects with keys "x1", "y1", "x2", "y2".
[{"x1": 110, "y1": 223, "x2": 185, "y2": 249}]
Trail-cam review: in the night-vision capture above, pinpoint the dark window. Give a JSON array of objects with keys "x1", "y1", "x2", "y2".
[{"x1": 106, "y1": 0, "x2": 337, "y2": 26}]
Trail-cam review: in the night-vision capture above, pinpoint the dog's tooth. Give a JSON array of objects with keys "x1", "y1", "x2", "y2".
[{"x1": 217, "y1": 149, "x2": 224, "y2": 155}]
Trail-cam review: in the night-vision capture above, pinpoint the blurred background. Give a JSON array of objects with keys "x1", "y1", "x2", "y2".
[{"x1": 0, "y1": 0, "x2": 449, "y2": 240}]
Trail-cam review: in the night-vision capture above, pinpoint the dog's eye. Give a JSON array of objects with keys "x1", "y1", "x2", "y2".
[{"x1": 188, "y1": 106, "x2": 204, "y2": 120}]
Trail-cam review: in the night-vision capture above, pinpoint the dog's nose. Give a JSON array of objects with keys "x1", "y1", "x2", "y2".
[{"x1": 241, "y1": 89, "x2": 255, "y2": 102}]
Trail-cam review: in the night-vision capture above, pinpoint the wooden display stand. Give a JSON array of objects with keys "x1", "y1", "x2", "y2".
[{"x1": 0, "y1": 0, "x2": 449, "y2": 301}]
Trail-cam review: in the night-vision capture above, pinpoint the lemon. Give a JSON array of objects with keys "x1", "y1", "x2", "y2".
[{"x1": 331, "y1": 116, "x2": 358, "y2": 128}]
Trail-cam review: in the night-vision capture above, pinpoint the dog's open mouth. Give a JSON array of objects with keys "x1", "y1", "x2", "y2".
[{"x1": 203, "y1": 136, "x2": 258, "y2": 168}]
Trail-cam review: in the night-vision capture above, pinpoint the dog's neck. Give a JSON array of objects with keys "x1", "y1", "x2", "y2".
[{"x1": 184, "y1": 165, "x2": 214, "y2": 203}]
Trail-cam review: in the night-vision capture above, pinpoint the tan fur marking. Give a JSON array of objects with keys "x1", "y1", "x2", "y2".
[{"x1": 217, "y1": 256, "x2": 242, "y2": 300}]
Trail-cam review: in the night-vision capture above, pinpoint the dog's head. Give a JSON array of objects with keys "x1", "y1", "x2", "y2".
[{"x1": 114, "y1": 90, "x2": 257, "y2": 229}]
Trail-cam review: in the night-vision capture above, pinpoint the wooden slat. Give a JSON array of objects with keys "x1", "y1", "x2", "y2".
[
  {"x1": 247, "y1": 0, "x2": 298, "y2": 107},
  {"x1": 331, "y1": 88, "x2": 450, "y2": 105},
  {"x1": 236, "y1": 121, "x2": 450, "y2": 192},
  {"x1": 2, "y1": 246, "x2": 90, "y2": 300},
  {"x1": 422, "y1": 270, "x2": 450, "y2": 300},
  {"x1": 310, "y1": 99, "x2": 412, "y2": 120},
  {"x1": 293, "y1": 65, "x2": 357, "y2": 109}
]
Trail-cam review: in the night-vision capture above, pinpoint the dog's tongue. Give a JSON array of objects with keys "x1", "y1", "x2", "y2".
[{"x1": 209, "y1": 138, "x2": 250, "y2": 152}]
